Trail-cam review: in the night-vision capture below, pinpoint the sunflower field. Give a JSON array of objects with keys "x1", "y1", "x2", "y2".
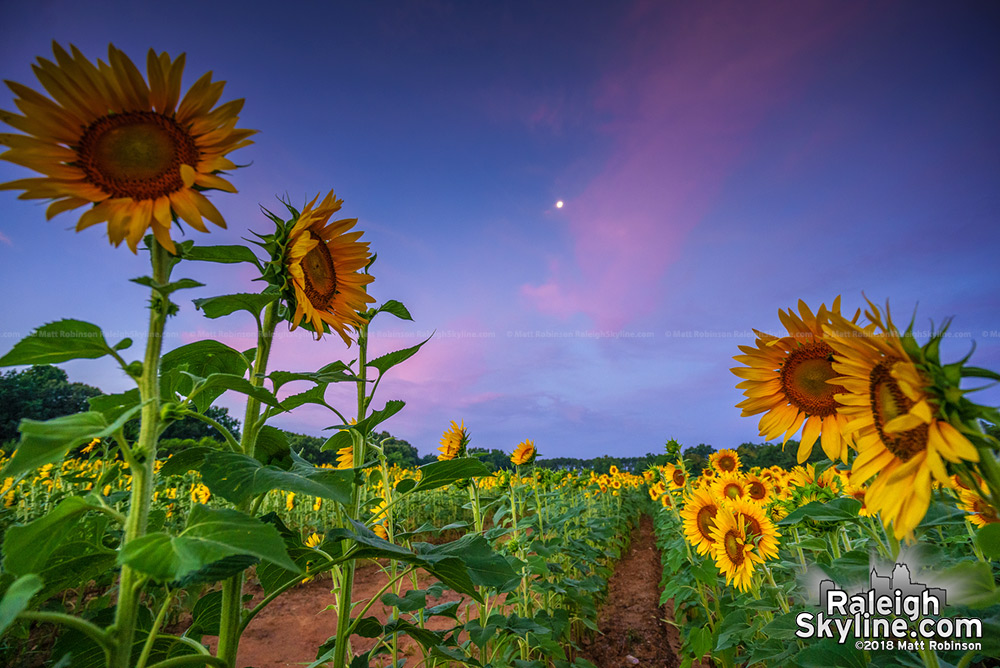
[{"x1": 1, "y1": 41, "x2": 1000, "y2": 668}]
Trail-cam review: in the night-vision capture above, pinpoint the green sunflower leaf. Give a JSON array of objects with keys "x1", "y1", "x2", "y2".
[
  {"x1": 160, "y1": 340, "x2": 249, "y2": 400},
  {"x1": 117, "y1": 505, "x2": 297, "y2": 583},
  {"x1": 2, "y1": 406, "x2": 141, "y2": 479},
  {"x1": 198, "y1": 450, "x2": 354, "y2": 506},
  {"x1": 0, "y1": 575, "x2": 43, "y2": 636},
  {"x1": 193, "y1": 293, "x2": 278, "y2": 320},
  {"x1": 410, "y1": 458, "x2": 493, "y2": 493},
  {"x1": 183, "y1": 244, "x2": 261, "y2": 267},
  {"x1": 2, "y1": 496, "x2": 104, "y2": 576},
  {"x1": 367, "y1": 336, "x2": 432, "y2": 377},
  {"x1": 192, "y1": 372, "x2": 282, "y2": 412},
  {"x1": 0, "y1": 320, "x2": 115, "y2": 367},
  {"x1": 976, "y1": 523, "x2": 1000, "y2": 560},
  {"x1": 130, "y1": 276, "x2": 205, "y2": 296},
  {"x1": 375, "y1": 299, "x2": 413, "y2": 321}
]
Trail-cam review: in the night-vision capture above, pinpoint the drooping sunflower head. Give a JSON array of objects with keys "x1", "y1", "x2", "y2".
[
  {"x1": 438, "y1": 420, "x2": 469, "y2": 461},
  {"x1": 680, "y1": 487, "x2": 721, "y2": 556},
  {"x1": 824, "y1": 300, "x2": 980, "y2": 539},
  {"x1": 0, "y1": 43, "x2": 255, "y2": 253},
  {"x1": 259, "y1": 191, "x2": 375, "y2": 345},
  {"x1": 732, "y1": 298, "x2": 857, "y2": 463},
  {"x1": 710, "y1": 449, "x2": 741, "y2": 474},
  {"x1": 511, "y1": 439, "x2": 537, "y2": 466},
  {"x1": 336, "y1": 444, "x2": 354, "y2": 470}
]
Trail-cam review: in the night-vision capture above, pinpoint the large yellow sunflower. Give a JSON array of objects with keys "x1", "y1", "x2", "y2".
[
  {"x1": 709, "y1": 505, "x2": 767, "y2": 592},
  {"x1": 0, "y1": 43, "x2": 253, "y2": 253},
  {"x1": 743, "y1": 472, "x2": 772, "y2": 503},
  {"x1": 709, "y1": 449, "x2": 741, "y2": 474},
  {"x1": 662, "y1": 463, "x2": 687, "y2": 490},
  {"x1": 732, "y1": 299, "x2": 856, "y2": 463},
  {"x1": 284, "y1": 191, "x2": 375, "y2": 344},
  {"x1": 681, "y1": 487, "x2": 721, "y2": 556},
  {"x1": 824, "y1": 301, "x2": 979, "y2": 539},
  {"x1": 724, "y1": 497, "x2": 780, "y2": 561},
  {"x1": 712, "y1": 472, "x2": 746, "y2": 501}
]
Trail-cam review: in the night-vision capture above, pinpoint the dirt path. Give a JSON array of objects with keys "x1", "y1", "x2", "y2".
[
  {"x1": 577, "y1": 515, "x2": 680, "y2": 668},
  {"x1": 207, "y1": 515, "x2": 683, "y2": 667},
  {"x1": 206, "y1": 564, "x2": 472, "y2": 668}
]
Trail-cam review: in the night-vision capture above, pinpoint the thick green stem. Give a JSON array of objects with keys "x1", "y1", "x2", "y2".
[
  {"x1": 333, "y1": 322, "x2": 369, "y2": 668},
  {"x1": 111, "y1": 238, "x2": 172, "y2": 668},
  {"x1": 217, "y1": 301, "x2": 279, "y2": 667}
]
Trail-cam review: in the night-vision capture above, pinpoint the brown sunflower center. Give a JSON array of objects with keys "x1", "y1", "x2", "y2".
[
  {"x1": 723, "y1": 531, "x2": 745, "y2": 565},
  {"x1": 747, "y1": 481, "x2": 767, "y2": 500},
  {"x1": 77, "y1": 111, "x2": 199, "y2": 199},
  {"x1": 301, "y1": 232, "x2": 339, "y2": 305},
  {"x1": 672, "y1": 470, "x2": 686, "y2": 486},
  {"x1": 696, "y1": 505, "x2": 717, "y2": 541},
  {"x1": 723, "y1": 482, "x2": 742, "y2": 499},
  {"x1": 869, "y1": 359, "x2": 928, "y2": 461},
  {"x1": 779, "y1": 342, "x2": 842, "y2": 416},
  {"x1": 717, "y1": 455, "x2": 737, "y2": 472}
]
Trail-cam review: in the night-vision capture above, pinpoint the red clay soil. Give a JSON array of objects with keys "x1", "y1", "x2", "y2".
[
  {"x1": 205, "y1": 565, "x2": 474, "y2": 668},
  {"x1": 208, "y1": 515, "x2": 686, "y2": 668},
  {"x1": 577, "y1": 515, "x2": 681, "y2": 668}
]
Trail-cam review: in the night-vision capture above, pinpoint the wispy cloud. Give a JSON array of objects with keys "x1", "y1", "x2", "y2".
[{"x1": 523, "y1": 2, "x2": 855, "y2": 330}]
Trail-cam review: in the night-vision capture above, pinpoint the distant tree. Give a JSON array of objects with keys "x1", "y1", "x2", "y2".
[
  {"x1": 683, "y1": 443, "x2": 716, "y2": 474},
  {"x1": 0, "y1": 365, "x2": 102, "y2": 444},
  {"x1": 468, "y1": 447, "x2": 515, "y2": 472},
  {"x1": 590, "y1": 455, "x2": 623, "y2": 475}
]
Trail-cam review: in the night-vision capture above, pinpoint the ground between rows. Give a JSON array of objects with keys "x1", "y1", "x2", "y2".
[{"x1": 209, "y1": 514, "x2": 681, "y2": 667}]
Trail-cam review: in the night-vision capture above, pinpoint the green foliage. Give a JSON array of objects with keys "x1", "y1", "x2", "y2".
[
  {"x1": 118, "y1": 505, "x2": 297, "y2": 583},
  {"x1": 0, "y1": 365, "x2": 102, "y2": 444},
  {"x1": 0, "y1": 320, "x2": 129, "y2": 367}
]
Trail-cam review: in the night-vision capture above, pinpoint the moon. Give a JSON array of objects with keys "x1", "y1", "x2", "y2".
[{"x1": 555, "y1": 200, "x2": 564, "y2": 209}]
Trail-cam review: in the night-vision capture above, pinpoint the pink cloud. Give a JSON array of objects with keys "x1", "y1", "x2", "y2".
[
  {"x1": 0, "y1": 231, "x2": 11, "y2": 246},
  {"x1": 523, "y1": 2, "x2": 857, "y2": 330}
]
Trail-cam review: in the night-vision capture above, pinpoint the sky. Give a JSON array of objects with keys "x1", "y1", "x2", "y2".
[{"x1": 1, "y1": 1, "x2": 999, "y2": 460}]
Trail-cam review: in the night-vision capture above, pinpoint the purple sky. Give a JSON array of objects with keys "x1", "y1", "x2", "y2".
[{"x1": 2, "y1": 1, "x2": 999, "y2": 459}]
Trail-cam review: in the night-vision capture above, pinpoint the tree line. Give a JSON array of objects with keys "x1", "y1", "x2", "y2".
[{"x1": 2, "y1": 365, "x2": 835, "y2": 472}]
